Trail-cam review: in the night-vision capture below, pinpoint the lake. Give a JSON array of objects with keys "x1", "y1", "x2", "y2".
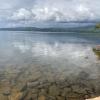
[{"x1": 0, "y1": 29, "x2": 100, "y2": 100}]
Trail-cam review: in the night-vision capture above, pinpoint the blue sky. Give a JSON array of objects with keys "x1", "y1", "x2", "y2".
[{"x1": 0, "y1": 0, "x2": 100, "y2": 27}]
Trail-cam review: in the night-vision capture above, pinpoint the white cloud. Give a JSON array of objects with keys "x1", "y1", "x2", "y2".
[
  {"x1": 0, "y1": 0, "x2": 100, "y2": 26},
  {"x1": 10, "y1": 8, "x2": 33, "y2": 21},
  {"x1": 75, "y1": 5, "x2": 94, "y2": 20},
  {"x1": 31, "y1": 7, "x2": 65, "y2": 21},
  {"x1": 10, "y1": 5, "x2": 95, "y2": 22}
]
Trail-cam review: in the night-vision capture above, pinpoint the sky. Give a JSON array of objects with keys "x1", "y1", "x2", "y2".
[{"x1": 0, "y1": 0, "x2": 100, "y2": 27}]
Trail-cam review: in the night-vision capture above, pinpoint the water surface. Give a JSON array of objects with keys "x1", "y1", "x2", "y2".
[{"x1": 0, "y1": 30, "x2": 100, "y2": 99}]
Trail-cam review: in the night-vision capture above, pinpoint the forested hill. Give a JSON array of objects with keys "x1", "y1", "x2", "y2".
[{"x1": 0, "y1": 24, "x2": 100, "y2": 33}]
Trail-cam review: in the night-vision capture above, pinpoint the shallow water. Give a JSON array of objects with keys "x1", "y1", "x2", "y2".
[{"x1": 0, "y1": 30, "x2": 100, "y2": 100}]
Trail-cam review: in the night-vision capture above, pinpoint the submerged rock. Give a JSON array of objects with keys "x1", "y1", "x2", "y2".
[
  {"x1": 27, "y1": 81, "x2": 39, "y2": 88},
  {"x1": 18, "y1": 91, "x2": 28, "y2": 100},
  {"x1": 49, "y1": 85, "x2": 60, "y2": 96},
  {"x1": 56, "y1": 96, "x2": 65, "y2": 100},
  {"x1": 38, "y1": 95, "x2": 46, "y2": 100},
  {"x1": 2, "y1": 87, "x2": 11, "y2": 96},
  {"x1": 0, "y1": 94, "x2": 8, "y2": 100},
  {"x1": 66, "y1": 92, "x2": 84, "y2": 100},
  {"x1": 17, "y1": 83, "x2": 27, "y2": 92}
]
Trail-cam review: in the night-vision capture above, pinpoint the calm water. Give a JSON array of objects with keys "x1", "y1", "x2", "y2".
[
  {"x1": 0, "y1": 31, "x2": 100, "y2": 76},
  {"x1": 0, "y1": 30, "x2": 100, "y2": 99}
]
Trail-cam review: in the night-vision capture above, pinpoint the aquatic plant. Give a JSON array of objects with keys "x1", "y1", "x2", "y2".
[
  {"x1": 93, "y1": 47, "x2": 100, "y2": 59},
  {"x1": 95, "y1": 23, "x2": 100, "y2": 29}
]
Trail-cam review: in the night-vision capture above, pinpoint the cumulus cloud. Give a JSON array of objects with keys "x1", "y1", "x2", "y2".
[
  {"x1": 9, "y1": 0, "x2": 100, "y2": 22},
  {"x1": 8, "y1": 7, "x2": 64, "y2": 22},
  {"x1": 10, "y1": 8, "x2": 33, "y2": 21},
  {"x1": 9, "y1": 6, "x2": 93, "y2": 22},
  {"x1": 0, "y1": 0, "x2": 100, "y2": 26}
]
